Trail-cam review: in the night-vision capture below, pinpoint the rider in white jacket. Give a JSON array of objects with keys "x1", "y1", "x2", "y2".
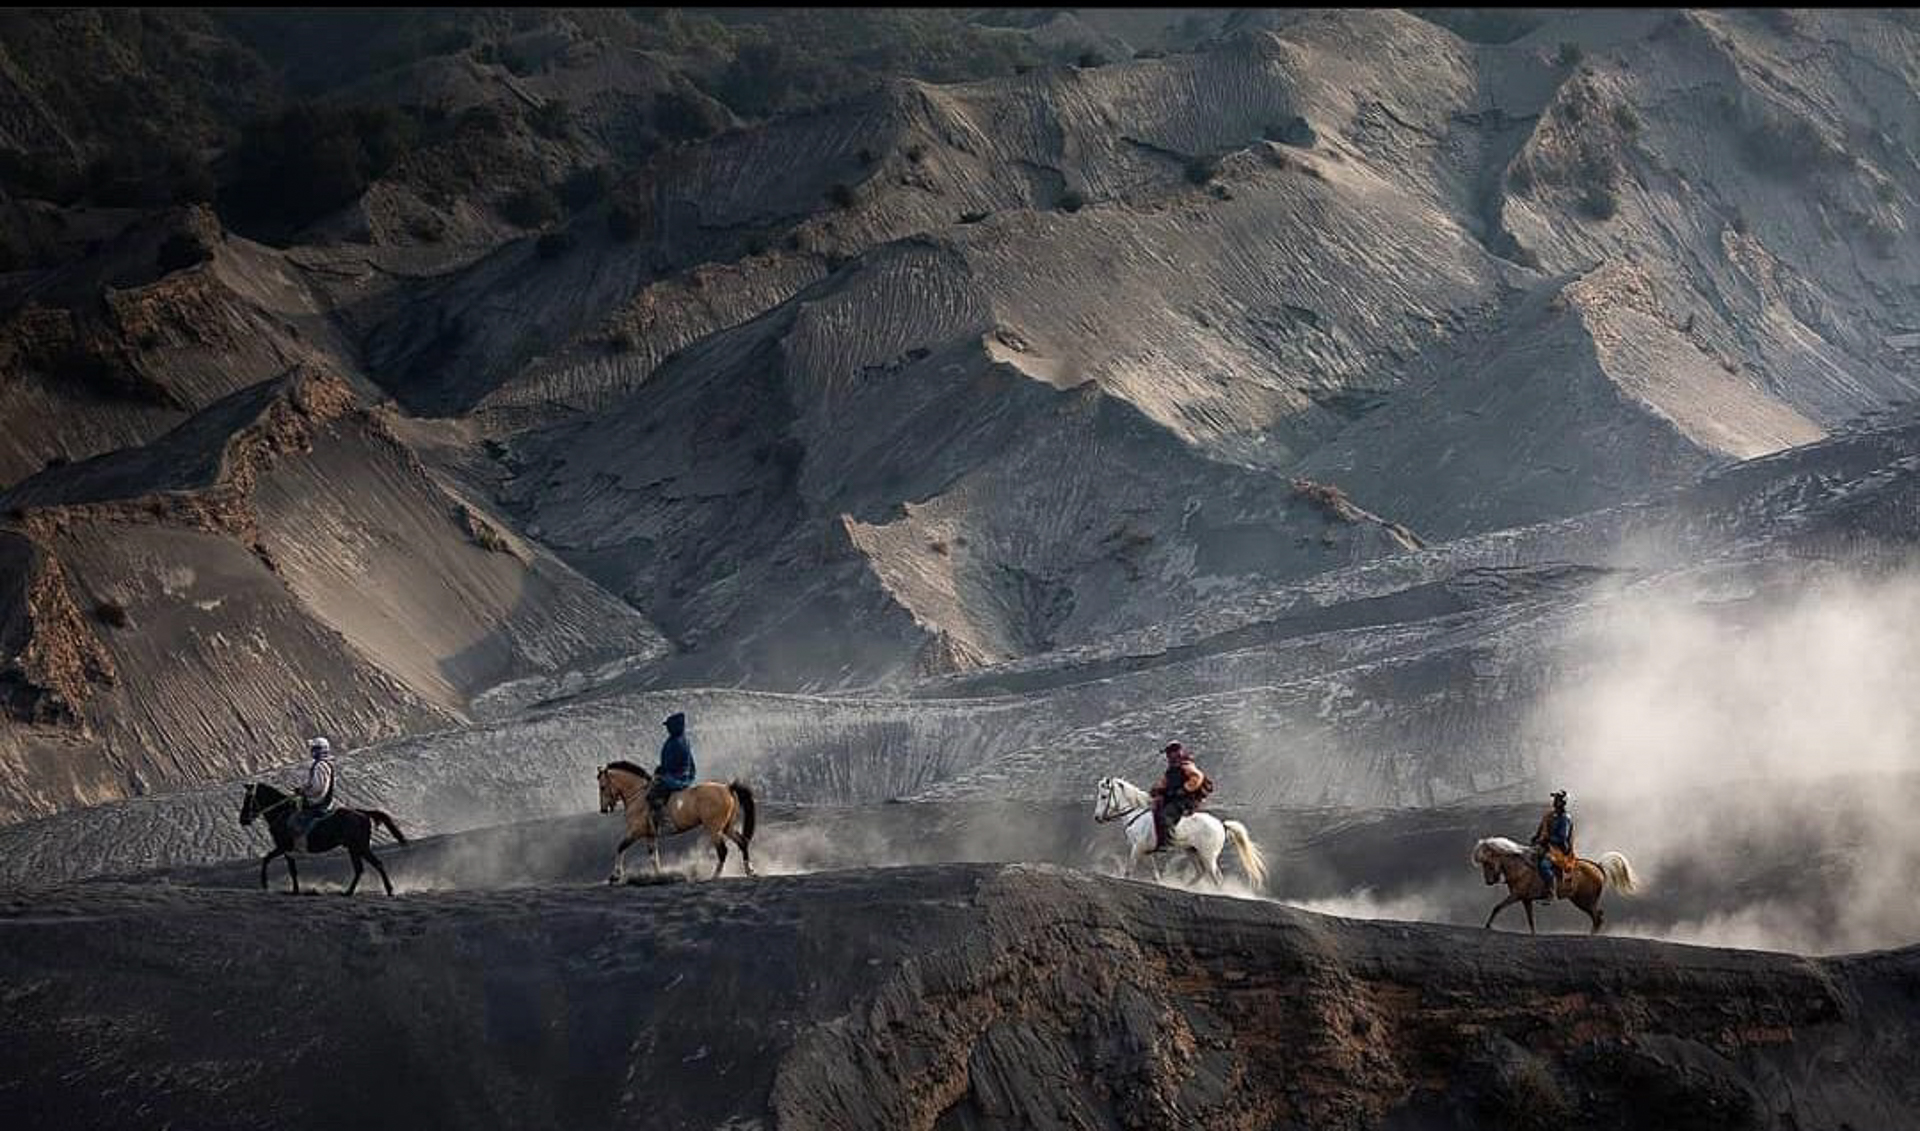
[{"x1": 292, "y1": 737, "x2": 336, "y2": 840}]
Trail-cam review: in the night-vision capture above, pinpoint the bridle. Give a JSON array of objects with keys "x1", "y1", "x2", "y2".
[
  {"x1": 598, "y1": 767, "x2": 645, "y2": 813},
  {"x1": 1093, "y1": 778, "x2": 1151, "y2": 827},
  {"x1": 243, "y1": 783, "x2": 298, "y2": 823}
]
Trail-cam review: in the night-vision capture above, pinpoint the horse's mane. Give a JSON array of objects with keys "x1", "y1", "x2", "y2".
[
  {"x1": 1472, "y1": 836, "x2": 1530, "y2": 865},
  {"x1": 604, "y1": 760, "x2": 651, "y2": 779}
]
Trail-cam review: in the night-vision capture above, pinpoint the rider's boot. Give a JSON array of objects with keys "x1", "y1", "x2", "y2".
[
  {"x1": 1539, "y1": 870, "x2": 1556, "y2": 903},
  {"x1": 649, "y1": 797, "x2": 672, "y2": 838}
]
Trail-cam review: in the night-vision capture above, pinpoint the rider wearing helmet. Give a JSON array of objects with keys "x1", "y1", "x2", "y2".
[
  {"x1": 1531, "y1": 790, "x2": 1575, "y2": 902},
  {"x1": 291, "y1": 737, "x2": 336, "y2": 843},
  {"x1": 1149, "y1": 741, "x2": 1211, "y2": 850},
  {"x1": 648, "y1": 712, "x2": 696, "y2": 836}
]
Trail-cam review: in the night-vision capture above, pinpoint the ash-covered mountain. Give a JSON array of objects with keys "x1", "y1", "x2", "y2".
[{"x1": 2, "y1": 7, "x2": 1917, "y2": 827}]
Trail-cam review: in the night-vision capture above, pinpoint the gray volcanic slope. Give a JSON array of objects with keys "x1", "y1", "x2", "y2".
[
  {"x1": 0, "y1": 370, "x2": 666, "y2": 821},
  {"x1": 3, "y1": 407, "x2": 1915, "y2": 883},
  {"x1": 495, "y1": 7, "x2": 1918, "y2": 689},
  {"x1": 3, "y1": 865, "x2": 1917, "y2": 1130},
  {"x1": 4, "y1": 9, "x2": 1919, "y2": 817}
]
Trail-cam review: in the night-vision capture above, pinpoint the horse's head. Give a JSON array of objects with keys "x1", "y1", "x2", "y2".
[
  {"x1": 599, "y1": 763, "x2": 649, "y2": 813},
  {"x1": 1093, "y1": 777, "x2": 1142, "y2": 823},
  {"x1": 1471, "y1": 837, "x2": 1525, "y2": 886}
]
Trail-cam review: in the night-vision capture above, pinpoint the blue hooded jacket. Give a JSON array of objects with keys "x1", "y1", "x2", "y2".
[{"x1": 656, "y1": 712, "x2": 695, "y2": 791}]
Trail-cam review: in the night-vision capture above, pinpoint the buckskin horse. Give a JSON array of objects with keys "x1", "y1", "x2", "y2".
[
  {"x1": 1093, "y1": 775, "x2": 1270, "y2": 891},
  {"x1": 1471, "y1": 836, "x2": 1639, "y2": 934},
  {"x1": 240, "y1": 783, "x2": 408, "y2": 895},
  {"x1": 596, "y1": 761, "x2": 757, "y2": 882}
]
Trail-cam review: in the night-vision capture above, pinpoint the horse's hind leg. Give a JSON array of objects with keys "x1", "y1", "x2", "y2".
[
  {"x1": 725, "y1": 827, "x2": 755, "y2": 876},
  {"x1": 711, "y1": 831, "x2": 729, "y2": 880},
  {"x1": 1580, "y1": 891, "x2": 1605, "y2": 935},
  {"x1": 365, "y1": 847, "x2": 395, "y2": 896},
  {"x1": 345, "y1": 851, "x2": 364, "y2": 897}
]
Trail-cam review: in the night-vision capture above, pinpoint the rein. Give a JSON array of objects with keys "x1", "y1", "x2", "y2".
[
  {"x1": 247, "y1": 786, "x2": 299, "y2": 821},
  {"x1": 1094, "y1": 782, "x2": 1152, "y2": 826}
]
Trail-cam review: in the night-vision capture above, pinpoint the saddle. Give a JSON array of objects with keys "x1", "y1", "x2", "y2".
[{"x1": 1532, "y1": 845, "x2": 1578, "y2": 897}]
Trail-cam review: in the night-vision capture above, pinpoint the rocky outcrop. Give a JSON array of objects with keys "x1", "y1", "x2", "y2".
[{"x1": 0, "y1": 865, "x2": 1914, "y2": 1130}]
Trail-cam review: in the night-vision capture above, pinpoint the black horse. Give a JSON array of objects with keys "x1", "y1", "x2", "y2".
[{"x1": 240, "y1": 783, "x2": 408, "y2": 896}]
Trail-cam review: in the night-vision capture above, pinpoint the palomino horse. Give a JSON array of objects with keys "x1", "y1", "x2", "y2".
[
  {"x1": 1471, "y1": 836, "x2": 1639, "y2": 934},
  {"x1": 240, "y1": 783, "x2": 408, "y2": 896},
  {"x1": 597, "y1": 761, "x2": 757, "y2": 882},
  {"x1": 1093, "y1": 776, "x2": 1269, "y2": 891}
]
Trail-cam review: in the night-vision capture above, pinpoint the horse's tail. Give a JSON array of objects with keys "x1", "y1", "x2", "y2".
[
  {"x1": 729, "y1": 781, "x2": 756, "y2": 842},
  {"x1": 1598, "y1": 851, "x2": 1637, "y2": 895},
  {"x1": 364, "y1": 809, "x2": 408, "y2": 846},
  {"x1": 1222, "y1": 820, "x2": 1269, "y2": 892}
]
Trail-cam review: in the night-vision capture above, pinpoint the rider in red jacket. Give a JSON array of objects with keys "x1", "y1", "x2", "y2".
[{"x1": 1149, "y1": 742, "x2": 1209, "y2": 849}]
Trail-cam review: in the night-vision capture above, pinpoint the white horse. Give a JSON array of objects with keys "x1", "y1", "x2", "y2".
[{"x1": 1093, "y1": 776, "x2": 1269, "y2": 891}]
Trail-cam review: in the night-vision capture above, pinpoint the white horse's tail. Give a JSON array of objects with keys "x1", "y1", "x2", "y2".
[
  {"x1": 1222, "y1": 820, "x2": 1269, "y2": 891},
  {"x1": 1598, "y1": 851, "x2": 1639, "y2": 895}
]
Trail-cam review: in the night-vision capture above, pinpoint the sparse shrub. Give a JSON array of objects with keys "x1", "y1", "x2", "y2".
[
  {"x1": 559, "y1": 165, "x2": 613, "y2": 212},
  {"x1": 94, "y1": 600, "x2": 129, "y2": 629},
  {"x1": 653, "y1": 89, "x2": 727, "y2": 143},
  {"x1": 826, "y1": 182, "x2": 858, "y2": 209},
  {"x1": 1057, "y1": 188, "x2": 1085, "y2": 213},
  {"x1": 745, "y1": 233, "x2": 770, "y2": 256},
  {"x1": 959, "y1": 209, "x2": 989, "y2": 224},
  {"x1": 536, "y1": 231, "x2": 574, "y2": 258},
  {"x1": 1264, "y1": 116, "x2": 1317, "y2": 148},
  {"x1": 1613, "y1": 103, "x2": 1641, "y2": 134},
  {"x1": 501, "y1": 184, "x2": 561, "y2": 228},
  {"x1": 608, "y1": 328, "x2": 637, "y2": 353},
  {"x1": 1507, "y1": 160, "x2": 1535, "y2": 193},
  {"x1": 1739, "y1": 109, "x2": 1841, "y2": 180},
  {"x1": 1134, "y1": 47, "x2": 1167, "y2": 60},
  {"x1": 1184, "y1": 155, "x2": 1220, "y2": 185},
  {"x1": 855, "y1": 147, "x2": 877, "y2": 165},
  {"x1": 905, "y1": 143, "x2": 927, "y2": 164},
  {"x1": 407, "y1": 214, "x2": 446, "y2": 243},
  {"x1": 1579, "y1": 181, "x2": 1619, "y2": 220},
  {"x1": 1556, "y1": 41, "x2": 1584, "y2": 67},
  {"x1": 156, "y1": 228, "x2": 213, "y2": 274},
  {"x1": 530, "y1": 98, "x2": 572, "y2": 140},
  {"x1": 1076, "y1": 50, "x2": 1106, "y2": 68},
  {"x1": 928, "y1": 539, "x2": 949, "y2": 555},
  {"x1": 607, "y1": 201, "x2": 644, "y2": 242},
  {"x1": 768, "y1": 435, "x2": 805, "y2": 477},
  {"x1": 221, "y1": 102, "x2": 423, "y2": 240}
]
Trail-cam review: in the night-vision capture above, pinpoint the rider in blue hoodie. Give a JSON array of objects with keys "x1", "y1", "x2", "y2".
[{"x1": 649, "y1": 712, "x2": 696, "y2": 835}]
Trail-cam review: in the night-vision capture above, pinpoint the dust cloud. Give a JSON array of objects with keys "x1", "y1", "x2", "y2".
[{"x1": 1528, "y1": 564, "x2": 1920, "y2": 954}]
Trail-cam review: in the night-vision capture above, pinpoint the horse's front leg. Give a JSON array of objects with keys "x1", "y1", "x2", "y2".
[
  {"x1": 1523, "y1": 899, "x2": 1537, "y2": 935},
  {"x1": 609, "y1": 834, "x2": 636, "y2": 884},
  {"x1": 1484, "y1": 893, "x2": 1518, "y2": 930},
  {"x1": 284, "y1": 853, "x2": 300, "y2": 895},
  {"x1": 259, "y1": 847, "x2": 283, "y2": 890}
]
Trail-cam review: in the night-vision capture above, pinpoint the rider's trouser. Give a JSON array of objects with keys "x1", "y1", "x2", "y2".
[{"x1": 1155, "y1": 798, "x2": 1191, "y2": 846}]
